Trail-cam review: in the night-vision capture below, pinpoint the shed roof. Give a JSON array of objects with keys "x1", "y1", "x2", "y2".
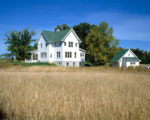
[
  {"x1": 42, "y1": 29, "x2": 71, "y2": 42},
  {"x1": 122, "y1": 57, "x2": 141, "y2": 62},
  {"x1": 111, "y1": 49, "x2": 128, "y2": 62}
]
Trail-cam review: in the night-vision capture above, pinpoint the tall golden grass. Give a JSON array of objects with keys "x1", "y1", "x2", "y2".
[{"x1": 0, "y1": 66, "x2": 150, "y2": 120}]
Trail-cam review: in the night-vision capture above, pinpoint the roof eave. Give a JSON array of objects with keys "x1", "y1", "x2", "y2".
[{"x1": 79, "y1": 48, "x2": 86, "y2": 53}]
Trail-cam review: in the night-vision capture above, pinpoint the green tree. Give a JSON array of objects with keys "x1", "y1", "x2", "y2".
[
  {"x1": 4, "y1": 28, "x2": 35, "y2": 61},
  {"x1": 73, "y1": 23, "x2": 93, "y2": 50},
  {"x1": 0, "y1": 53, "x2": 13, "y2": 60},
  {"x1": 131, "y1": 48, "x2": 150, "y2": 64},
  {"x1": 54, "y1": 24, "x2": 70, "y2": 32},
  {"x1": 85, "y1": 22, "x2": 119, "y2": 65}
]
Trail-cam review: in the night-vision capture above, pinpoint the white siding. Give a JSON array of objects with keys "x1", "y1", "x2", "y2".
[
  {"x1": 123, "y1": 50, "x2": 135, "y2": 57},
  {"x1": 38, "y1": 35, "x2": 49, "y2": 62},
  {"x1": 62, "y1": 31, "x2": 81, "y2": 62},
  {"x1": 49, "y1": 42, "x2": 63, "y2": 62},
  {"x1": 126, "y1": 61, "x2": 140, "y2": 67}
]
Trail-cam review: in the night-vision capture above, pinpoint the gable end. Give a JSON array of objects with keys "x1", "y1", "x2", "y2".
[{"x1": 62, "y1": 28, "x2": 81, "y2": 43}]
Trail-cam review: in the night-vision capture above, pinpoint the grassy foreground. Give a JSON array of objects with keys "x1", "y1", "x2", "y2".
[
  {"x1": 0, "y1": 60, "x2": 56, "y2": 66},
  {"x1": 0, "y1": 66, "x2": 150, "y2": 120}
]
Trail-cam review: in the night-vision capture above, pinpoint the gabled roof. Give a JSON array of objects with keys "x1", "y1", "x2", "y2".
[
  {"x1": 111, "y1": 49, "x2": 128, "y2": 62},
  {"x1": 122, "y1": 57, "x2": 141, "y2": 62},
  {"x1": 79, "y1": 48, "x2": 86, "y2": 53},
  {"x1": 41, "y1": 29, "x2": 71, "y2": 42}
]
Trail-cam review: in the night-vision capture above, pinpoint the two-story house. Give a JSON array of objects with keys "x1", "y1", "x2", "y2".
[{"x1": 25, "y1": 28, "x2": 86, "y2": 67}]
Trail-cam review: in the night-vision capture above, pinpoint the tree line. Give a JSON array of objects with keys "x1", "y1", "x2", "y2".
[
  {"x1": 131, "y1": 48, "x2": 150, "y2": 64},
  {"x1": 1, "y1": 22, "x2": 150, "y2": 65}
]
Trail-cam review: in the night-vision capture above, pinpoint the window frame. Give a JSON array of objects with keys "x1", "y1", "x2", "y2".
[
  {"x1": 64, "y1": 42, "x2": 66, "y2": 46},
  {"x1": 33, "y1": 54, "x2": 38, "y2": 60},
  {"x1": 130, "y1": 62, "x2": 135, "y2": 65},
  {"x1": 65, "y1": 52, "x2": 72, "y2": 58},
  {"x1": 74, "y1": 52, "x2": 77, "y2": 58},
  {"x1": 75, "y1": 43, "x2": 77, "y2": 47},
  {"x1": 41, "y1": 52, "x2": 47, "y2": 58},
  {"x1": 69, "y1": 42, "x2": 73, "y2": 47},
  {"x1": 57, "y1": 51, "x2": 61, "y2": 58},
  {"x1": 41, "y1": 43, "x2": 42, "y2": 48},
  {"x1": 80, "y1": 53, "x2": 84, "y2": 57},
  {"x1": 50, "y1": 53, "x2": 52, "y2": 58}
]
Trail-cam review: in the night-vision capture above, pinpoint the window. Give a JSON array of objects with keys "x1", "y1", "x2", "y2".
[
  {"x1": 73, "y1": 62, "x2": 75, "y2": 66},
  {"x1": 70, "y1": 52, "x2": 72, "y2": 58},
  {"x1": 50, "y1": 54, "x2": 52, "y2": 58},
  {"x1": 128, "y1": 54, "x2": 130, "y2": 56},
  {"x1": 45, "y1": 43, "x2": 47, "y2": 47},
  {"x1": 41, "y1": 52, "x2": 47, "y2": 58},
  {"x1": 64, "y1": 42, "x2": 66, "y2": 46},
  {"x1": 65, "y1": 52, "x2": 72, "y2": 58},
  {"x1": 130, "y1": 62, "x2": 135, "y2": 65},
  {"x1": 54, "y1": 42, "x2": 61, "y2": 47},
  {"x1": 66, "y1": 62, "x2": 69, "y2": 66},
  {"x1": 69, "y1": 42, "x2": 73, "y2": 47},
  {"x1": 33, "y1": 54, "x2": 38, "y2": 60},
  {"x1": 79, "y1": 62, "x2": 82, "y2": 66},
  {"x1": 74, "y1": 52, "x2": 77, "y2": 58},
  {"x1": 57, "y1": 52, "x2": 61, "y2": 58},
  {"x1": 41, "y1": 43, "x2": 42, "y2": 48},
  {"x1": 75, "y1": 43, "x2": 77, "y2": 47},
  {"x1": 80, "y1": 53, "x2": 84, "y2": 57}
]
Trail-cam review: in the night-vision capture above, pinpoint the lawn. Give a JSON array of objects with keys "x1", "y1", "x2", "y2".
[
  {"x1": 0, "y1": 59, "x2": 56, "y2": 66},
  {"x1": 0, "y1": 66, "x2": 150, "y2": 120},
  {"x1": 10, "y1": 61, "x2": 56, "y2": 66}
]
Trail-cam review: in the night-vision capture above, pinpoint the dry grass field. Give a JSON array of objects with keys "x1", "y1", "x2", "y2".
[{"x1": 0, "y1": 65, "x2": 150, "y2": 120}]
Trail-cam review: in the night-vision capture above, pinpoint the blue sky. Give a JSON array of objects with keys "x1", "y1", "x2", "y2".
[{"x1": 0, "y1": 0, "x2": 150, "y2": 54}]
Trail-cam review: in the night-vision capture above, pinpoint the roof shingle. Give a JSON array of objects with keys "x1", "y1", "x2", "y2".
[
  {"x1": 42, "y1": 29, "x2": 71, "y2": 42},
  {"x1": 111, "y1": 49, "x2": 128, "y2": 62}
]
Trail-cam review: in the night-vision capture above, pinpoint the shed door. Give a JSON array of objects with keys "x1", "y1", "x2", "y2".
[{"x1": 122, "y1": 59, "x2": 126, "y2": 67}]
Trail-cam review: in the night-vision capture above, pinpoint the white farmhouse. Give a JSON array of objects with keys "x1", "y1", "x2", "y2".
[
  {"x1": 25, "y1": 28, "x2": 86, "y2": 67},
  {"x1": 111, "y1": 49, "x2": 141, "y2": 68}
]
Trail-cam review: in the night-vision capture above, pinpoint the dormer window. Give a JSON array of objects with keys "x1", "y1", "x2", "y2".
[{"x1": 128, "y1": 54, "x2": 130, "y2": 56}]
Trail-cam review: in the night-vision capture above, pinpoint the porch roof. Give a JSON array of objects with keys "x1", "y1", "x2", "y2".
[
  {"x1": 79, "y1": 48, "x2": 86, "y2": 53},
  {"x1": 27, "y1": 50, "x2": 39, "y2": 53}
]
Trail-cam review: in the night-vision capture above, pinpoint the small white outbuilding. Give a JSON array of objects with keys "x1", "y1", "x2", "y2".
[{"x1": 111, "y1": 49, "x2": 141, "y2": 68}]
